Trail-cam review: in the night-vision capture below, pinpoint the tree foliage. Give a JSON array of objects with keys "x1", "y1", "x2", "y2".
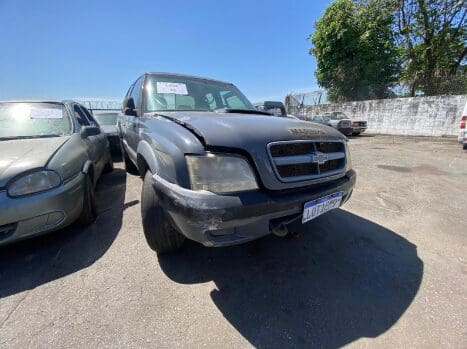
[
  {"x1": 310, "y1": 0, "x2": 400, "y2": 102},
  {"x1": 311, "y1": 0, "x2": 467, "y2": 101},
  {"x1": 393, "y1": 0, "x2": 466, "y2": 95}
]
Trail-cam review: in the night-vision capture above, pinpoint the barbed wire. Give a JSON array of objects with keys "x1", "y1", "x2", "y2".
[{"x1": 73, "y1": 98, "x2": 122, "y2": 110}]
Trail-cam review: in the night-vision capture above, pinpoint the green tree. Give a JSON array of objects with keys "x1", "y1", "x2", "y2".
[
  {"x1": 393, "y1": 0, "x2": 466, "y2": 96},
  {"x1": 310, "y1": 0, "x2": 400, "y2": 102}
]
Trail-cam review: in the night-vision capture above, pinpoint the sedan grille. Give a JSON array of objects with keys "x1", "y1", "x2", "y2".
[{"x1": 268, "y1": 141, "x2": 346, "y2": 182}]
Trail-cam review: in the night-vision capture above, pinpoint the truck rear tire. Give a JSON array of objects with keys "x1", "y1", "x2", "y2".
[{"x1": 141, "y1": 171, "x2": 185, "y2": 253}]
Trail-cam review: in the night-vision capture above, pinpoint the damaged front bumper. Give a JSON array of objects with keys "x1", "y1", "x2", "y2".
[{"x1": 152, "y1": 170, "x2": 356, "y2": 247}]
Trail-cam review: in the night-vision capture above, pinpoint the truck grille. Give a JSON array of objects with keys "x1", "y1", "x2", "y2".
[
  {"x1": 268, "y1": 141, "x2": 346, "y2": 182},
  {"x1": 352, "y1": 121, "x2": 367, "y2": 127}
]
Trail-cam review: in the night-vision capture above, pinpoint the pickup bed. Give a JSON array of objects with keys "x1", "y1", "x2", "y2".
[{"x1": 118, "y1": 72, "x2": 356, "y2": 253}]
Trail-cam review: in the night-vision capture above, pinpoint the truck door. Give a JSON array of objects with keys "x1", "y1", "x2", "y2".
[{"x1": 126, "y1": 76, "x2": 144, "y2": 159}]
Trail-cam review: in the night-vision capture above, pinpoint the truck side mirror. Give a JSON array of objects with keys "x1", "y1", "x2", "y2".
[{"x1": 123, "y1": 97, "x2": 137, "y2": 116}]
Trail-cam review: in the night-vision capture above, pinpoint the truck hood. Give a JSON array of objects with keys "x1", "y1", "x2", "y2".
[
  {"x1": 155, "y1": 111, "x2": 347, "y2": 190},
  {"x1": 156, "y1": 111, "x2": 345, "y2": 148},
  {"x1": 0, "y1": 136, "x2": 70, "y2": 187}
]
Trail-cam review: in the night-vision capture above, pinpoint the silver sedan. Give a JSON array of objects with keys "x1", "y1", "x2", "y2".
[{"x1": 0, "y1": 100, "x2": 113, "y2": 246}]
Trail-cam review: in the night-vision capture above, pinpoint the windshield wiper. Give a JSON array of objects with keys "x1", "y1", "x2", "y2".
[
  {"x1": 0, "y1": 134, "x2": 63, "y2": 141},
  {"x1": 214, "y1": 108, "x2": 272, "y2": 116}
]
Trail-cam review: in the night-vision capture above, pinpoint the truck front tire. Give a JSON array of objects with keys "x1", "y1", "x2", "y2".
[{"x1": 141, "y1": 171, "x2": 185, "y2": 253}]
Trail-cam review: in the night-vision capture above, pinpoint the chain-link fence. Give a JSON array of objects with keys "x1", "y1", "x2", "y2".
[
  {"x1": 73, "y1": 98, "x2": 122, "y2": 110},
  {"x1": 286, "y1": 72, "x2": 467, "y2": 116}
]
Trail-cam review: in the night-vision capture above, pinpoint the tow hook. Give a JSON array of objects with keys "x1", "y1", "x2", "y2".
[
  {"x1": 270, "y1": 223, "x2": 289, "y2": 237},
  {"x1": 270, "y1": 214, "x2": 302, "y2": 237}
]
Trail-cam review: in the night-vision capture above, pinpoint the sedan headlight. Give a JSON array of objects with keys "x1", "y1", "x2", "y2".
[
  {"x1": 186, "y1": 153, "x2": 258, "y2": 193},
  {"x1": 8, "y1": 170, "x2": 62, "y2": 197},
  {"x1": 345, "y1": 143, "x2": 352, "y2": 172}
]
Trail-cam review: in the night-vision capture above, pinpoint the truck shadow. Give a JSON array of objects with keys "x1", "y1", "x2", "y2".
[
  {"x1": 0, "y1": 168, "x2": 131, "y2": 299},
  {"x1": 159, "y1": 209, "x2": 423, "y2": 349}
]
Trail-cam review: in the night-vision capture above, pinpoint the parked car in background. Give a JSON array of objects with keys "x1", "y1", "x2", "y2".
[
  {"x1": 119, "y1": 72, "x2": 355, "y2": 254},
  {"x1": 305, "y1": 114, "x2": 332, "y2": 127},
  {"x1": 350, "y1": 119, "x2": 368, "y2": 135},
  {"x1": 458, "y1": 100, "x2": 467, "y2": 148},
  {"x1": 91, "y1": 109, "x2": 121, "y2": 152},
  {"x1": 323, "y1": 112, "x2": 353, "y2": 136},
  {"x1": 255, "y1": 101, "x2": 299, "y2": 119},
  {"x1": 0, "y1": 100, "x2": 113, "y2": 246},
  {"x1": 324, "y1": 112, "x2": 367, "y2": 136}
]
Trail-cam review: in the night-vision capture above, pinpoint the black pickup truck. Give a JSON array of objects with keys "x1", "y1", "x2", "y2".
[{"x1": 118, "y1": 72, "x2": 356, "y2": 253}]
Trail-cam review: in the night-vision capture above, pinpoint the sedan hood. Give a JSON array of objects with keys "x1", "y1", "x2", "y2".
[
  {"x1": 156, "y1": 111, "x2": 344, "y2": 148},
  {"x1": 0, "y1": 137, "x2": 70, "y2": 187}
]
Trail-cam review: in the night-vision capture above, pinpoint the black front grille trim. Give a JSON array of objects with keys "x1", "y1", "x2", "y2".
[{"x1": 268, "y1": 140, "x2": 346, "y2": 183}]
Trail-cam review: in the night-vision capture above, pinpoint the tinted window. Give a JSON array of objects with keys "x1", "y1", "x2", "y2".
[
  {"x1": 79, "y1": 105, "x2": 98, "y2": 126},
  {"x1": 130, "y1": 77, "x2": 143, "y2": 111},
  {"x1": 74, "y1": 105, "x2": 90, "y2": 126},
  {"x1": 0, "y1": 102, "x2": 72, "y2": 139}
]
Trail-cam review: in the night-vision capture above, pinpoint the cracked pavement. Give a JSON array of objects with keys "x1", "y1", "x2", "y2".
[{"x1": 0, "y1": 135, "x2": 466, "y2": 348}]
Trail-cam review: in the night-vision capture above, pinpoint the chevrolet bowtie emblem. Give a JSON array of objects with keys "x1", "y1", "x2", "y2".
[{"x1": 311, "y1": 152, "x2": 328, "y2": 165}]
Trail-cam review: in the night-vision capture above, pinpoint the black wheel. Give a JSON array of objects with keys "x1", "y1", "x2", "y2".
[
  {"x1": 141, "y1": 171, "x2": 185, "y2": 253},
  {"x1": 103, "y1": 151, "x2": 114, "y2": 173},
  {"x1": 352, "y1": 132, "x2": 360, "y2": 136},
  {"x1": 463, "y1": 143, "x2": 467, "y2": 150},
  {"x1": 120, "y1": 139, "x2": 139, "y2": 175},
  {"x1": 77, "y1": 175, "x2": 97, "y2": 226}
]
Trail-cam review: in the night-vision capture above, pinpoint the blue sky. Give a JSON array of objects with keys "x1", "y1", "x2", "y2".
[{"x1": 0, "y1": 0, "x2": 329, "y2": 103}]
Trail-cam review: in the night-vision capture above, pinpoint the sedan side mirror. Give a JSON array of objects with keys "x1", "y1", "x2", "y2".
[
  {"x1": 80, "y1": 126, "x2": 101, "y2": 138},
  {"x1": 123, "y1": 97, "x2": 137, "y2": 116}
]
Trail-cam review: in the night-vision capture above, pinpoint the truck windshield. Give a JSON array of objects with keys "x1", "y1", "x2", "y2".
[
  {"x1": 0, "y1": 102, "x2": 72, "y2": 140},
  {"x1": 145, "y1": 75, "x2": 256, "y2": 113}
]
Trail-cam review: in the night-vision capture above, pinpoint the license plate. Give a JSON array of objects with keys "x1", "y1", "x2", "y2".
[{"x1": 302, "y1": 192, "x2": 343, "y2": 223}]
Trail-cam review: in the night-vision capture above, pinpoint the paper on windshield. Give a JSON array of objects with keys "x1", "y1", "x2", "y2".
[
  {"x1": 156, "y1": 82, "x2": 188, "y2": 95},
  {"x1": 30, "y1": 108, "x2": 63, "y2": 119}
]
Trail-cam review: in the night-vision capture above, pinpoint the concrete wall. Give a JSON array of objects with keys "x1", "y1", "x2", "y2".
[{"x1": 303, "y1": 95, "x2": 466, "y2": 136}]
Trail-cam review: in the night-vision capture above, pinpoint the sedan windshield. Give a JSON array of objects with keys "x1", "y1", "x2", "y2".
[
  {"x1": 145, "y1": 75, "x2": 256, "y2": 112},
  {"x1": 0, "y1": 102, "x2": 72, "y2": 139},
  {"x1": 93, "y1": 111, "x2": 119, "y2": 126}
]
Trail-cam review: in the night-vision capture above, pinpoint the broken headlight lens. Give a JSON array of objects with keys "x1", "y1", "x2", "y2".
[{"x1": 186, "y1": 153, "x2": 258, "y2": 193}]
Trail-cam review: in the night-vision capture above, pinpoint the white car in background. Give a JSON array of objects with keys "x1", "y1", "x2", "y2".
[{"x1": 458, "y1": 100, "x2": 467, "y2": 149}]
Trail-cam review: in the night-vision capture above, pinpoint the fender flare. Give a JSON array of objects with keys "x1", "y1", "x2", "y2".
[{"x1": 137, "y1": 140, "x2": 160, "y2": 175}]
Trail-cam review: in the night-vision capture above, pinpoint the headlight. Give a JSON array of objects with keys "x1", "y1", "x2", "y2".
[
  {"x1": 186, "y1": 153, "x2": 258, "y2": 193},
  {"x1": 345, "y1": 143, "x2": 352, "y2": 172},
  {"x1": 8, "y1": 170, "x2": 62, "y2": 197}
]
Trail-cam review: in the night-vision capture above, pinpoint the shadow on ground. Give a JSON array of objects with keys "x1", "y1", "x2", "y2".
[
  {"x1": 0, "y1": 168, "x2": 132, "y2": 299},
  {"x1": 159, "y1": 209, "x2": 423, "y2": 348}
]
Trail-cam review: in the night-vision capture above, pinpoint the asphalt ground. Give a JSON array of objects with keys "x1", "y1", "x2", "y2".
[{"x1": 0, "y1": 135, "x2": 466, "y2": 348}]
